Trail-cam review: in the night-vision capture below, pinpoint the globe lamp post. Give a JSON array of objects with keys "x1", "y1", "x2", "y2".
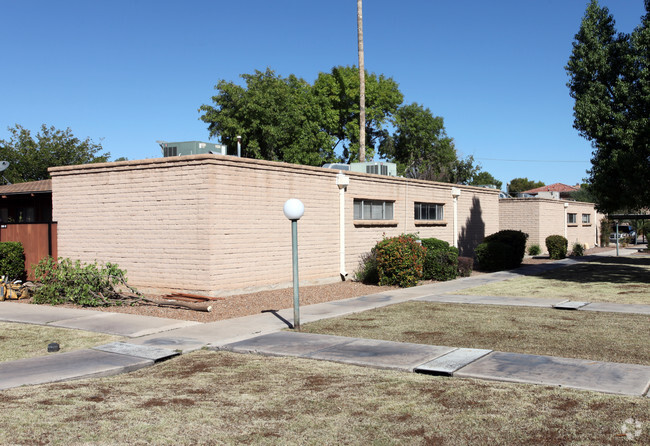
[{"x1": 283, "y1": 199, "x2": 305, "y2": 330}]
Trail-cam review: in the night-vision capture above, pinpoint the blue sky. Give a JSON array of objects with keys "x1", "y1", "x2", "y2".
[{"x1": 1, "y1": 0, "x2": 646, "y2": 190}]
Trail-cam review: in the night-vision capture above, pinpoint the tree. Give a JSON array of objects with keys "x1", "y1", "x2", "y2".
[
  {"x1": 357, "y1": 0, "x2": 366, "y2": 162},
  {"x1": 566, "y1": 0, "x2": 650, "y2": 212},
  {"x1": 199, "y1": 68, "x2": 337, "y2": 166},
  {"x1": 379, "y1": 102, "x2": 480, "y2": 184},
  {"x1": 570, "y1": 183, "x2": 597, "y2": 203},
  {"x1": 507, "y1": 178, "x2": 545, "y2": 195},
  {"x1": 313, "y1": 66, "x2": 403, "y2": 163},
  {"x1": 470, "y1": 171, "x2": 503, "y2": 190},
  {"x1": 379, "y1": 102, "x2": 455, "y2": 177},
  {"x1": 0, "y1": 124, "x2": 110, "y2": 183}
]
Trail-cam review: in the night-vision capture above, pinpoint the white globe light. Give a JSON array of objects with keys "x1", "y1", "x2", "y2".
[{"x1": 283, "y1": 199, "x2": 305, "y2": 220}]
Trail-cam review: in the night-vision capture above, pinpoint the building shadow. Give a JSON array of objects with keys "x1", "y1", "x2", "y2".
[{"x1": 458, "y1": 197, "x2": 485, "y2": 257}]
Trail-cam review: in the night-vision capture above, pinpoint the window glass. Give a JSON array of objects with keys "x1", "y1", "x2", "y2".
[
  {"x1": 567, "y1": 213, "x2": 577, "y2": 224},
  {"x1": 353, "y1": 199, "x2": 394, "y2": 220},
  {"x1": 414, "y1": 202, "x2": 444, "y2": 221}
]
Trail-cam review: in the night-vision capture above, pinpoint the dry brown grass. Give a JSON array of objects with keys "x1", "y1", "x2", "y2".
[
  {"x1": 0, "y1": 350, "x2": 647, "y2": 445},
  {"x1": 0, "y1": 322, "x2": 123, "y2": 362},
  {"x1": 300, "y1": 302, "x2": 650, "y2": 365},
  {"x1": 460, "y1": 256, "x2": 650, "y2": 305}
]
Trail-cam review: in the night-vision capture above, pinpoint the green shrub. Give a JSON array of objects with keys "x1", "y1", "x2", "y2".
[
  {"x1": 32, "y1": 257, "x2": 129, "y2": 306},
  {"x1": 546, "y1": 235, "x2": 568, "y2": 260},
  {"x1": 600, "y1": 218, "x2": 610, "y2": 247},
  {"x1": 457, "y1": 256, "x2": 473, "y2": 277},
  {"x1": 527, "y1": 244, "x2": 541, "y2": 256},
  {"x1": 571, "y1": 242, "x2": 585, "y2": 257},
  {"x1": 420, "y1": 238, "x2": 458, "y2": 281},
  {"x1": 375, "y1": 235, "x2": 426, "y2": 287},
  {"x1": 0, "y1": 242, "x2": 26, "y2": 281},
  {"x1": 475, "y1": 230, "x2": 528, "y2": 271},
  {"x1": 355, "y1": 249, "x2": 379, "y2": 284},
  {"x1": 475, "y1": 241, "x2": 514, "y2": 271}
]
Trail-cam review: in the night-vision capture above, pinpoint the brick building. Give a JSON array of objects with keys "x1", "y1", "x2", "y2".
[
  {"x1": 50, "y1": 155, "x2": 500, "y2": 297},
  {"x1": 499, "y1": 198, "x2": 602, "y2": 252}
]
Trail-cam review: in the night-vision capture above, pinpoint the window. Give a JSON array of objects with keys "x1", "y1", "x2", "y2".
[
  {"x1": 414, "y1": 202, "x2": 444, "y2": 221},
  {"x1": 163, "y1": 146, "x2": 177, "y2": 157},
  {"x1": 353, "y1": 199, "x2": 394, "y2": 220},
  {"x1": 582, "y1": 214, "x2": 591, "y2": 224},
  {"x1": 567, "y1": 213, "x2": 577, "y2": 224}
]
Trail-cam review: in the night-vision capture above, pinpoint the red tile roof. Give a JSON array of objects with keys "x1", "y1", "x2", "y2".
[
  {"x1": 522, "y1": 183, "x2": 579, "y2": 194},
  {"x1": 0, "y1": 179, "x2": 52, "y2": 195}
]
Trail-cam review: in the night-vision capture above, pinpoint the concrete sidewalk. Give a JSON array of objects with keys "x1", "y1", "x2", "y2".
[
  {"x1": 1, "y1": 249, "x2": 648, "y2": 395},
  {"x1": 219, "y1": 331, "x2": 650, "y2": 397}
]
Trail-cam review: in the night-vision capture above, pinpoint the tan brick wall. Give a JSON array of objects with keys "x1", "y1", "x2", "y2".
[
  {"x1": 499, "y1": 198, "x2": 599, "y2": 253},
  {"x1": 51, "y1": 155, "x2": 499, "y2": 296}
]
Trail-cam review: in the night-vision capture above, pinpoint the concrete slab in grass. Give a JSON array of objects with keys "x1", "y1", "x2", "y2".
[
  {"x1": 0, "y1": 349, "x2": 153, "y2": 390},
  {"x1": 93, "y1": 342, "x2": 180, "y2": 361},
  {"x1": 305, "y1": 338, "x2": 455, "y2": 372},
  {"x1": 416, "y1": 348, "x2": 492, "y2": 376},
  {"x1": 580, "y1": 302, "x2": 650, "y2": 315},
  {"x1": 553, "y1": 301, "x2": 590, "y2": 310},
  {"x1": 49, "y1": 312, "x2": 200, "y2": 337},
  {"x1": 455, "y1": 351, "x2": 650, "y2": 396},
  {"x1": 219, "y1": 332, "x2": 354, "y2": 357}
]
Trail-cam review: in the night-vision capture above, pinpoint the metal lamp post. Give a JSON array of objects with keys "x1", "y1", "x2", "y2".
[{"x1": 283, "y1": 199, "x2": 305, "y2": 331}]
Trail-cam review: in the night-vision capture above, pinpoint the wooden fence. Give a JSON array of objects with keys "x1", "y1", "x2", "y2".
[{"x1": 0, "y1": 223, "x2": 57, "y2": 280}]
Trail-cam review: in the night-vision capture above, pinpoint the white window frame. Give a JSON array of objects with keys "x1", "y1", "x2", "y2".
[
  {"x1": 567, "y1": 213, "x2": 577, "y2": 224},
  {"x1": 353, "y1": 199, "x2": 394, "y2": 220},
  {"x1": 582, "y1": 213, "x2": 591, "y2": 224},
  {"x1": 414, "y1": 202, "x2": 444, "y2": 221}
]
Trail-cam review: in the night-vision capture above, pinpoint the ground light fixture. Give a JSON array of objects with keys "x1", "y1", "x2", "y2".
[{"x1": 283, "y1": 199, "x2": 305, "y2": 330}]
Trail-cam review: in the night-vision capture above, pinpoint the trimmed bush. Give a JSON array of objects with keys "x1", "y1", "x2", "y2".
[
  {"x1": 375, "y1": 235, "x2": 426, "y2": 287},
  {"x1": 0, "y1": 242, "x2": 26, "y2": 281},
  {"x1": 546, "y1": 235, "x2": 568, "y2": 260},
  {"x1": 527, "y1": 244, "x2": 541, "y2": 256},
  {"x1": 355, "y1": 249, "x2": 379, "y2": 284},
  {"x1": 475, "y1": 230, "x2": 528, "y2": 271},
  {"x1": 475, "y1": 241, "x2": 514, "y2": 272},
  {"x1": 457, "y1": 256, "x2": 473, "y2": 277},
  {"x1": 420, "y1": 238, "x2": 459, "y2": 281},
  {"x1": 571, "y1": 242, "x2": 585, "y2": 257}
]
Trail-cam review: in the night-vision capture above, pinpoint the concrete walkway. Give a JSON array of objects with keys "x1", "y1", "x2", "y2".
[{"x1": 1, "y1": 249, "x2": 649, "y2": 396}]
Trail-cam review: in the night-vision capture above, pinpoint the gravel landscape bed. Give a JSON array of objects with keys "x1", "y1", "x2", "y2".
[{"x1": 17, "y1": 248, "x2": 615, "y2": 323}]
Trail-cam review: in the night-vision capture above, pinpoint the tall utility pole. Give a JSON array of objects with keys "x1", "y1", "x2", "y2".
[{"x1": 357, "y1": 0, "x2": 366, "y2": 162}]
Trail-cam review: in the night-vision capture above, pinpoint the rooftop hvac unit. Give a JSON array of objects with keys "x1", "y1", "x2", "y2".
[
  {"x1": 158, "y1": 141, "x2": 227, "y2": 157},
  {"x1": 322, "y1": 163, "x2": 350, "y2": 171},
  {"x1": 349, "y1": 161, "x2": 397, "y2": 177}
]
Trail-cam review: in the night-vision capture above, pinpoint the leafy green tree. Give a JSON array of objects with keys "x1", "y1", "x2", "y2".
[
  {"x1": 507, "y1": 177, "x2": 545, "y2": 195},
  {"x1": 470, "y1": 171, "x2": 503, "y2": 189},
  {"x1": 378, "y1": 102, "x2": 455, "y2": 177},
  {"x1": 199, "y1": 68, "x2": 337, "y2": 166},
  {"x1": 566, "y1": 0, "x2": 650, "y2": 212},
  {"x1": 313, "y1": 65, "x2": 403, "y2": 163},
  {"x1": 570, "y1": 183, "x2": 597, "y2": 203},
  {"x1": 0, "y1": 124, "x2": 110, "y2": 183}
]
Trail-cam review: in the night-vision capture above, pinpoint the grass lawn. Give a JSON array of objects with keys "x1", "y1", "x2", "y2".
[
  {"x1": 300, "y1": 302, "x2": 650, "y2": 366},
  {"x1": 460, "y1": 256, "x2": 650, "y2": 305},
  {"x1": 0, "y1": 350, "x2": 648, "y2": 445},
  {"x1": 0, "y1": 322, "x2": 123, "y2": 362}
]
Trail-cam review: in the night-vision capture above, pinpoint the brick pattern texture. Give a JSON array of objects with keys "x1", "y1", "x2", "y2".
[
  {"x1": 499, "y1": 198, "x2": 603, "y2": 253},
  {"x1": 51, "y1": 155, "x2": 499, "y2": 296}
]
